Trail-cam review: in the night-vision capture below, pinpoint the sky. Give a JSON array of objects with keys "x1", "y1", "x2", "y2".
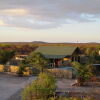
[{"x1": 0, "y1": 0, "x2": 100, "y2": 43}]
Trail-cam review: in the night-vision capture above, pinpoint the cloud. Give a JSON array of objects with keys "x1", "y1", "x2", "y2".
[
  {"x1": 0, "y1": 9, "x2": 28, "y2": 16},
  {"x1": 0, "y1": 0, "x2": 100, "y2": 29},
  {"x1": 0, "y1": 16, "x2": 61, "y2": 29}
]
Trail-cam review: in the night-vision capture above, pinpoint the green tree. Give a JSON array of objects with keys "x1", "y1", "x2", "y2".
[
  {"x1": 91, "y1": 50, "x2": 98, "y2": 57},
  {"x1": 0, "y1": 50, "x2": 15, "y2": 64},
  {"x1": 27, "y1": 52, "x2": 48, "y2": 73},
  {"x1": 85, "y1": 48, "x2": 92, "y2": 56},
  {"x1": 72, "y1": 62, "x2": 92, "y2": 81},
  {"x1": 95, "y1": 46, "x2": 100, "y2": 54},
  {"x1": 85, "y1": 48, "x2": 98, "y2": 63}
]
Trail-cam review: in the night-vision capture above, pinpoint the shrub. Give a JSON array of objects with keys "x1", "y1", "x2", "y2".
[
  {"x1": 17, "y1": 66, "x2": 24, "y2": 77},
  {"x1": 22, "y1": 72, "x2": 56, "y2": 100},
  {"x1": 17, "y1": 61, "x2": 26, "y2": 77},
  {"x1": 4, "y1": 65, "x2": 11, "y2": 72},
  {"x1": 72, "y1": 62, "x2": 92, "y2": 82}
]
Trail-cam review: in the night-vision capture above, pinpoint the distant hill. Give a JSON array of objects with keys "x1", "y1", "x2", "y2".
[
  {"x1": 32, "y1": 41, "x2": 48, "y2": 44},
  {"x1": 0, "y1": 41, "x2": 99, "y2": 48}
]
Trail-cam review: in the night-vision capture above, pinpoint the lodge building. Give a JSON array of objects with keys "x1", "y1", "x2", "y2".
[{"x1": 35, "y1": 46, "x2": 82, "y2": 67}]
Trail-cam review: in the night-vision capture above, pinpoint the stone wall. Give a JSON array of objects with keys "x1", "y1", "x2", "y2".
[{"x1": 47, "y1": 68, "x2": 74, "y2": 79}]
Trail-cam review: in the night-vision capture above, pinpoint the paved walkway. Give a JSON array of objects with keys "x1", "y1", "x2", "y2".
[{"x1": 0, "y1": 73, "x2": 36, "y2": 100}]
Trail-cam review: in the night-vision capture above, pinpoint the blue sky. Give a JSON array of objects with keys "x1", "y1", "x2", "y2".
[{"x1": 0, "y1": 0, "x2": 100, "y2": 43}]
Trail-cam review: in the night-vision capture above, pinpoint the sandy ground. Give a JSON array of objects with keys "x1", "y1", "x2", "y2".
[{"x1": 0, "y1": 73, "x2": 36, "y2": 100}]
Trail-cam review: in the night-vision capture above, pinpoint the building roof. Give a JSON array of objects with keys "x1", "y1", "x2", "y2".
[{"x1": 35, "y1": 46, "x2": 78, "y2": 59}]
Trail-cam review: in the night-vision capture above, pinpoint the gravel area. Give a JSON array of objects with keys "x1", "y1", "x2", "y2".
[
  {"x1": 56, "y1": 79, "x2": 100, "y2": 99},
  {"x1": 56, "y1": 79, "x2": 100, "y2": 94},
  {"x1": 0, "y1": 73, "x2": 36, "y2": 100}
]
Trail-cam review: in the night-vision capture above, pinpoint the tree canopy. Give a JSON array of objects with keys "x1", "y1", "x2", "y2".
[
  {"x1": 27, "y1": 52, "x2": 48, "y2": 72},
  {"x1": 0, "y1": 50, "x2": 15, "y2": 64},
  {"x1": 72, "y1": 62, "x2": 96, "y2": 81}
]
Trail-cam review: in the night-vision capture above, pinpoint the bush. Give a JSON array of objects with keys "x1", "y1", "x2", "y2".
[
  {"x1": 17, "y1": 62, "x2": 26, "y2": 77},
  {"x1": 4, "y1": 65, "x2": 9, "y2": 72},
  {"x1": 72, "y1": 62, "x2": 92, "y2": 82},
  {"x1": 22, "y1": 72, "x2": 56, "y2": 100},
  {"x1": 17, "y1": 66, "x2": 24, "y2": 77}
]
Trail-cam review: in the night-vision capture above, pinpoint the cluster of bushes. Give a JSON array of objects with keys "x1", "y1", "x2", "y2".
[{"x1": 22, "y1": 72, "x2": 56, "y2": 100}]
